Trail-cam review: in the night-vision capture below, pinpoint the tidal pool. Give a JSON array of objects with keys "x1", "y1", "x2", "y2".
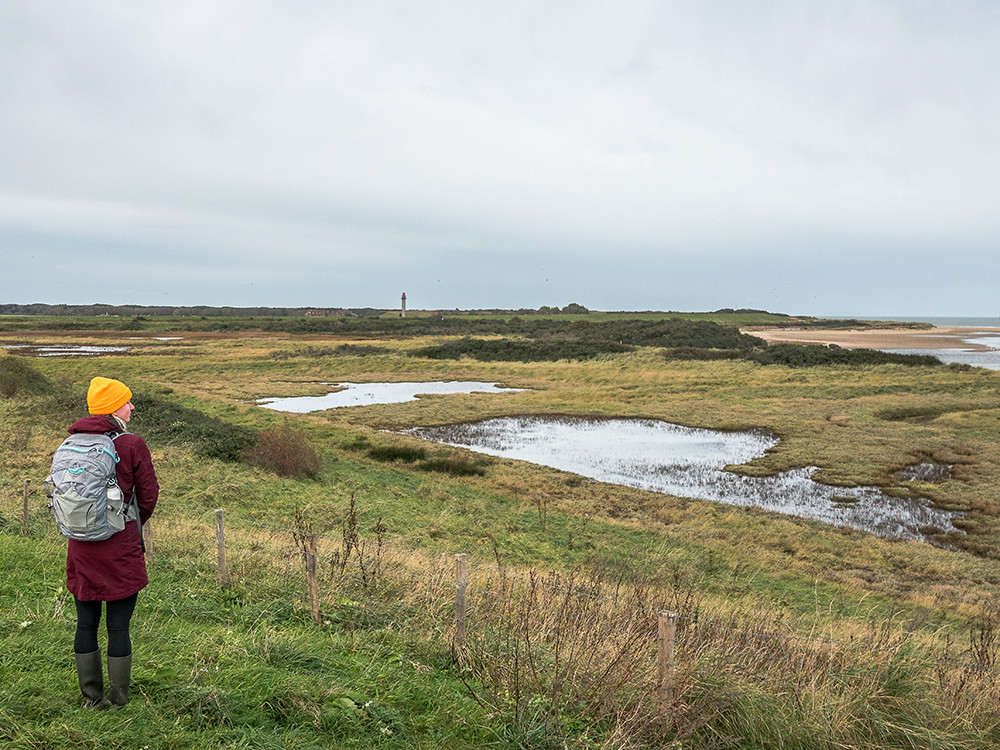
[
  {"x1": 884, "y1": 348, "x2": 1000, "y2": 370},
  {"x1": 257, "y1": 381, "x2": 523, "y2": 412},
  {"x1": 1, "y1": 344, "x2": 130, "y2": 356},
  {"x1": 882, "y1": 330, "x2": 1000, "y2": 370},
  {"x1": 404, "y1": 416, "x2": 962, "y2": 543}
]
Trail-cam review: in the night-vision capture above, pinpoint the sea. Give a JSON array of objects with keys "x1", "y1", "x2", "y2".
[{"x1": 856, "y1": 316, "x2": 1000, "y2": 328}]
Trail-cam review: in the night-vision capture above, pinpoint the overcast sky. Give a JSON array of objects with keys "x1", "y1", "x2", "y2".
[{"x1": 2, "y1": 2, "x2": 998, "y2": 317}]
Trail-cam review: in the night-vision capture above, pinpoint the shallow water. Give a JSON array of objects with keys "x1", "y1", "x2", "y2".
[
  {"x1": 1, "y1": 344, "x2": 130, "y2": 357},
  {"x1": 405, "y1": 416, "x2": 961, "y2": 542},
  {"x1": 882, "y1": 329, "x2": 1000, "y2": 369},
  {"x1": 257, "y1": 381, "x2": 523, "y2": 412},
  {"x1": 894, "y1": 462, "x2": 952, "y2": 482},
  {"x1": 963, "y1": 334, "x2": 1000, "y2": 350},
  {"x1": 885, "y1": 348, "x2": 1000, "y2": 370}
]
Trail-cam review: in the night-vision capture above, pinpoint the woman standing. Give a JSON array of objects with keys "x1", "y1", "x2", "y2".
[{"x1": 67, "y1": 376, "x2": 158, "y2": 708}]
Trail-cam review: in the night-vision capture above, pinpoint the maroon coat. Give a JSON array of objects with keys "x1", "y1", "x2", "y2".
[{"x1": 65, "y1": 415, "x2": 159, "y2": 601}]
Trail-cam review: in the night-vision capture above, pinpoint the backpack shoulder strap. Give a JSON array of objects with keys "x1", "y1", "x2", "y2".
[{"x1": 107, "y1": 430, "x2": 145, "y2": 552}]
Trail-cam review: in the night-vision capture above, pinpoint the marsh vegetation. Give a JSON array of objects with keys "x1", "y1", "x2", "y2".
[{"x1": 2, "y1": 311, "x2": 1000, "y2": 749}]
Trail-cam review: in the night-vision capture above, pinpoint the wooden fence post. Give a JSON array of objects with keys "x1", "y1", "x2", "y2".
[
  {"x1": 453, "y1": 553, "x2": 468, "y2": 656},
  {"x1": 306, "y1": 534, "x2": 320, "y2": 625},
  {"x1": 658, "y1": 610, "x2": 677, "y2": 719},
  {"x1": 22, "y1": 479, "x2": 30, "y2": 535},
  {"x1": 215, "y1": 509, "x2": 227, "y2": 585}
]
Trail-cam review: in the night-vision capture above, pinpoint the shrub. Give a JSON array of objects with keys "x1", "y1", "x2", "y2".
[
  {"x1": 574, "y1": 318, "x2": 765, "y2": 349},
  {"x1": 662, "y1": 347, "x2": 743, "y2": 361},
  {"x1": 748, "y1": 344, "x2": 942, "y2": 368},
  {"x1": 412, "y1": 338, "x2": 633, "y2": 362},
  {"x1": 243, "y1": 423, "x2": 322, "y2": 479}
]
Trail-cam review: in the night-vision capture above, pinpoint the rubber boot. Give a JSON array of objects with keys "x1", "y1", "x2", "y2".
[
  {"x1": 107, "y1": 654, "x2": 132, "y2": 707},
  {"x1": 75, "y1": 650, "x2": 109, "y2": 708}
]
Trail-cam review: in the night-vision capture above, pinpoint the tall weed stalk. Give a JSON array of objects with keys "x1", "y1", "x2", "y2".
[{"x1": 457, "y1": 566, "x2": 672, "y2": 746}]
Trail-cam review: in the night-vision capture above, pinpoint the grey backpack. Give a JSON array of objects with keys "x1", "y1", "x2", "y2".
[{"x1": 45, "y1": 432, "x2": 136, "y2": 541}]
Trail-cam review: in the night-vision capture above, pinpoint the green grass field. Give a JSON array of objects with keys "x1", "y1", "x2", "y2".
[{"x1": 2, "y1": 314, "x2": 999, "y2": 749}]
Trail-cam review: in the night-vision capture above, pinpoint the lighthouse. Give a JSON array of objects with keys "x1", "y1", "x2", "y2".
[{"x1": 401, "y1": 292, "x2": 406, "y2": 318}]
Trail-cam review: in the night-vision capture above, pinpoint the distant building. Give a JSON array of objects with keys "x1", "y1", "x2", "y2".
[{"x1": 401, "y1": 292, "x2": 407, "y2": 318}]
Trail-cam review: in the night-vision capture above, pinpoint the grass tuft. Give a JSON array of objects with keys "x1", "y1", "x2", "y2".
[
  {"x1": 366, "y1": 445, "x2": 427, "y2": 463},
  {"x1": 416, "y1": 458, "x2": 486, "y2": 477}
]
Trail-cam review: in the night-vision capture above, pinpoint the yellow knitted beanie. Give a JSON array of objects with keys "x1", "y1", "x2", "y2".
[{"x1": 87, "y1": 377, "x2": 133, "y2": 415}]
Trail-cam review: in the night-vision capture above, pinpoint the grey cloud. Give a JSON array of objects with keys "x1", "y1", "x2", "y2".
[{"x1": 1, "y1": 1, "x2": 998, "y2": 314}]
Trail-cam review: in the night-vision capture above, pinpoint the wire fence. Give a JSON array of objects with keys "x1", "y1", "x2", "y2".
[
  {"x1": 192, "y1": 507, "x2": 992, "y2": 664},
  {"x1": 3, "y1": 477, "x2": 998, "y2": 723}
]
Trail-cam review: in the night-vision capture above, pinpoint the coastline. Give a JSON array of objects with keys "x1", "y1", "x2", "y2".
[{"x1": 746, "y1": 326, "x2": 1000, "y2": 351}]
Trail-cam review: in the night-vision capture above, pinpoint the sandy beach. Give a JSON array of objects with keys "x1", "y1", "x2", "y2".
[{"x1": 746, "y1": 326, "x2": 1000, "y2": 351}]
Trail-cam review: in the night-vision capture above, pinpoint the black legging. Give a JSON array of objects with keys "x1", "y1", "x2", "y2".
[{"x1": 73, "y1": 594, "x2": 137, "y2": 657}]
